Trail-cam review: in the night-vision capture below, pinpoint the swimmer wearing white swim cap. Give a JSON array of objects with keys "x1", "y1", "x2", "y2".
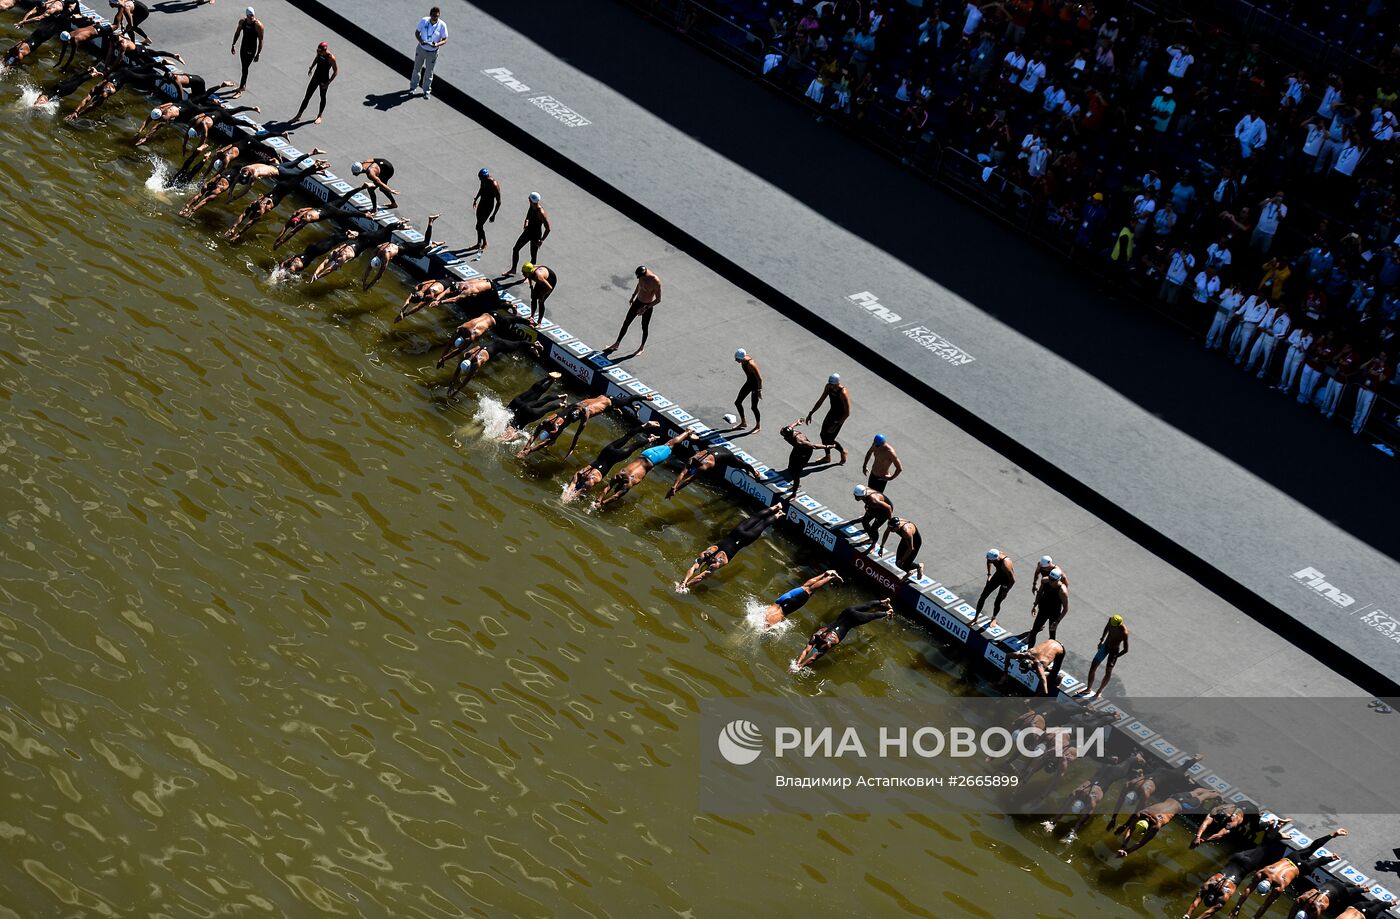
[
  {"x1": 803, "y1": 373, "x2": 851, "y2": 464},
  {"x1": 731, "y1": 348, "x2": 763, "y2": 433}
]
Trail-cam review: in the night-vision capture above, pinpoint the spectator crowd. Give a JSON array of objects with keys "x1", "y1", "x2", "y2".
[{"x1": 666, "y1": 0, "x2": 1400, "y2": 440}]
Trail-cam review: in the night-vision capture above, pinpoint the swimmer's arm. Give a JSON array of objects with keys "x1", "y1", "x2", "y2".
[
  {"x1": 230, "y1": 19, "x2": 241, "y2": 52},
  {"x1": 803, "y1": 390, "x2": 829, "y2": 425},
  {"x1": 1119, "y1": 631, "x2": 1128, "y2": 656},
  {"x1": 489, "y1": 187, "x2": 501, "y2": 220},
  {"x1": 254, "y1": 21, "x2": 264, "y2": 57},
  {"x1": 888, "y1": 451, "x2": 903, "y2": 479},
  {"x1": 328, "y1": 54, "x2": 339, "y2": 81},
  {"x1": 539, "y1": 210, "x2": 550, "y2": 240},
  {"x1": 532, "y1": 275, "x2": 553, "y2": 294},
  {"x1": 861, "y1": 444, "x2": 874, "y2": 474}
]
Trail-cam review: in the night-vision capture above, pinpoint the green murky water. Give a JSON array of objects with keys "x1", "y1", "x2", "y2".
[{"x1": 0, "y1": 43, "x2": 1217, "y2": 917}]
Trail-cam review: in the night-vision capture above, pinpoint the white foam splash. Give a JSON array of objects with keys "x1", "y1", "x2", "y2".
[
  {"x1": 473, "y1": 396, "x2": 511, "y2": 441},
  {"x1": 19, "y1": 84, "x2": 55, "y2": 114},
  {"x1": 559, "y1": 482, "x2": 583, "y2": 505},
  {"x1": 266, "y1": 264, "x2": 294, "y2": 286},
  {"x1": 1041, "y1": 820, "x2": 1057, "y2": 832},
  {"x1": 744, "y1": 598, "x2": 790, "y2": 636},
  {"x1": 144, "y1": 154, "x2": 173, "y2": 193}
]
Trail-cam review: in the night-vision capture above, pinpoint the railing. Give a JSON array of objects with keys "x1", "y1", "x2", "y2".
[{"x1": 615, "y1": 0, "x2": 1400, "y2": 453}]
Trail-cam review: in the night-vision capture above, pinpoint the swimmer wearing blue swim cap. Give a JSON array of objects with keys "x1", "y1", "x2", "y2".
[
  {"x1": 594, "y1": 430, "x2": 694, "y2": 510},
  {"x1": 863, "y1": 431, "x2": 900, "y2": 494}
]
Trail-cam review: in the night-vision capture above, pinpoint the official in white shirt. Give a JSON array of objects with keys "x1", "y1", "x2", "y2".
[
  {"x1": 1230, "y1": 294, "x2": 1268, "y2": 363},
  {"x1": 1206, "y1": 286, "x2": 1242, "y2": 350},
  {"x1": 1245, "y1": 305, "x2": 1290, "y2": 377},
  {"x1": 1276, "y1": 327, "x2": 1313, "y2": 394},
  {"x1": 410, "y1": 6, "x2": 448, "y2": 97}
]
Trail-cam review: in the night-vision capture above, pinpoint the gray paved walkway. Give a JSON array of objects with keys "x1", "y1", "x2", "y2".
[{"x1": 35, "y1": 0, "x2": 1400, "y2": 893}]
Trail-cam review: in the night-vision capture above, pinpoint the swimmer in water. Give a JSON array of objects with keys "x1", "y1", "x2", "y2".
[
  {"x1": 879, "y1": 515, "x2": 924, "y2": 582},
  {"x1": 272, "y1": 182, "x2": 367, "y2": 249},
  {"x1": 308, "y1": 223, "x2": 393, "y2": 281},
  {"x1": 399, "y1": 276, "x2": 505, "y2": 322},
  {"x1": 516, "y1": 393, "x2": 650, "y2": 460},
  {"x1": 559, "y1": 393, "x2": 651, "y2": 458},
  {"x1": 53, "y1": 21, "x2": 101, "y2": 69},
  {"x1": 1185, "y1": 816, "x2": 1296, "y2": 919},
  {"x1": 499, "y1": 371, "x2": 565, "y2": 437},
  {"x1": 277, "y1": 228, "x2": 357, "y2": 276},
  {"x1": 666, "y1": 442, "x2": 759, "y2": 498},
  {"x1": 563, "y1": 420, "x2": 661, "y2": 498},
  {"x1": 802, "y1": 373, "x2": 851, "y2": 463},
  {"x1": 759, "y1": 570, "x2": 841, "y2": 628},
  {"x1": 594, "y1": 430, "x2": 693, "y2": 509},
  {"x1": 1292, "y1": 880, "x2": 1370, "y2": 919},
  {"x1": 1114, "y1": 788, "x2": 1221, "y2": 858},
  {"x1": 33, "y1": 64, "x2": 101, "y2": 107},
  {"x1": 446, "y1": 334, "x2": 544, "y2": 398},
  {"x1": 792, "y1": 599, "x2": 894, "y2": 669},
  {"x1": 435, "y1": 308, "x2": 517, "y2": 369},
  {"x1": 677, "y1": 500, "x2": 789, "y2": 592},
  {"x1": 228, "y1": 151, "x2": 327, "y2": 202},
  {"x1": 1051, "y1": 751, "x2": 1147, "y2": 834},
  {"x1": 362, "y1": 214, "x2": 440, "y2": 290},
  {"x1": 181, "y1": 167, "x2": 234, "y2": 217},
  {"x1": 225, "y1": 159, "x2": 329, "y2": 243},
  {"x1": 1229, "y1": 828, "x2": 1348, "y2": 917},
  {"x1": 1191, "y1": 803, "x2": 1249, "y2": 850},
  {"x1": 1105, "y1": 753, "x2": 1202, "y2": 831}
]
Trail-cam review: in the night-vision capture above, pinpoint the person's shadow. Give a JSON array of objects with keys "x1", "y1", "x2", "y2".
[
  {"x1": 364, "y1": 90, "x2": 413, "y2": 112},
  {"x1": 151, "y1": 0, "x2": 206, "y2": 13}
]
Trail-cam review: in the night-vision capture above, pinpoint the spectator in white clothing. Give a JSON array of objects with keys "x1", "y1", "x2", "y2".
[
  {"x1": 1206, "y1": 286, "x2": 1243, "y2": 349},
  {"x1": 1159, "y1": 248, "x2": 1195, "y2": 305},
  {"x1": 1245, "y1": 305, "x2": 1290, "y2": 376},
  {"x1": 1019, "y1": 54, "x2": 1047, "y2": 93},
  {"x1": 1205, "y1": 237, "x2": 1233, "y2": 271},
  {"x1": 1250, "y1": 192, "x2": 1287, "y2": 253},
  {"x1": 1191, "y1": 267, "x2": 1221, "y2": 309},
  {"x1": 1165, "y1": 43, "x2": 1194, "y2": 80},
  {"x1": 1230, "y1": 294, "x2": 1268, "y2": 362},
  {"x1": 1235, "y1": 111, "x2": 1268, "y2": 159},
  {"x1": 1276, "y1": 327, "x2": 1314, "y2": 394}
]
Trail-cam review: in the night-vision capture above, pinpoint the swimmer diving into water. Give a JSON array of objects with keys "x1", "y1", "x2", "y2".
[
  {"x1": 760, "y1": 570, "x2": 841, "y2": 628},
  {"x1": 792, "y1": 599, "x2": 894, "y2": 669},
  {"x1": 677, "y1": 499, "x2": 789, "y2": 592}
]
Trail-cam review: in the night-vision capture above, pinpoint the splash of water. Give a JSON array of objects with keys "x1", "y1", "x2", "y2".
[
  {"x1": 559, "y1": 482, "x2": 583, "y2": 505},
  {"x1": 473, "y1": 396, "x2": 511, "y2": 441},
  {"x1": 266, "y1": 264, "x2": 294, "y2": 286},
  {"x1": 144, "y1": 154, "x2": 173, "y2": 194},
  {"x1": 744, "y1": 598, "x2": 790, "y2": 636},
  {"x1": 19, "y1": 84, "x2": 56, "y2": 114}
]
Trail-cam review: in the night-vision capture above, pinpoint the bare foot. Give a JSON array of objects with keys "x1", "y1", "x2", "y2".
[
  {"x1": 231, "y1": 88, "x2": 244, "y2": 98},
  {"x1": 313, "y1": 116, "x2": 322, "y2": 124}
]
